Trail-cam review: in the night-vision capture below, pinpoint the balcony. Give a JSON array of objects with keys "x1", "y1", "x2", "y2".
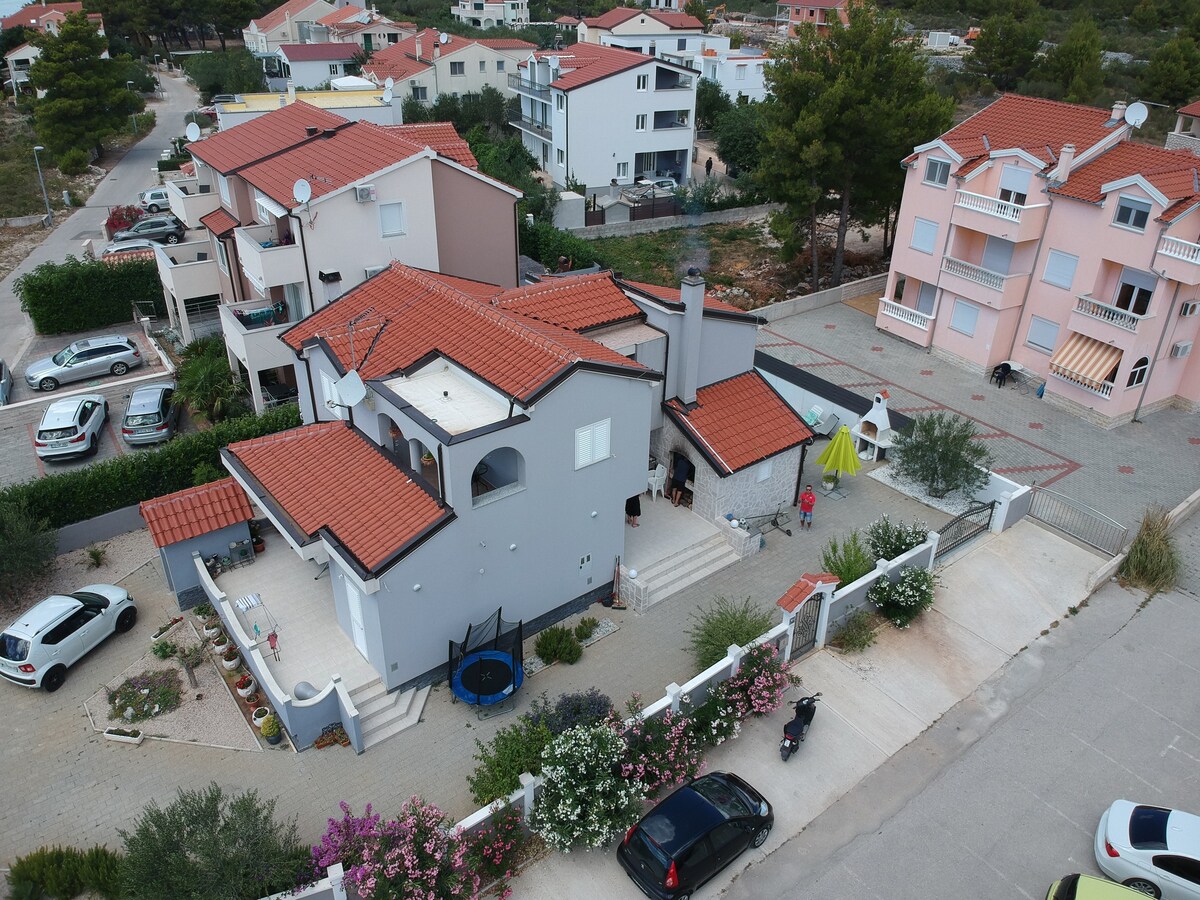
[
  {"x1": 951, "y1": 190, "x2": 1049, "y2": 243},
  {"x1": 1156, "y1": 235, "x2": 1200, "y2": 286},
  {"x1": 508, "y1": 115, "x2": 552, "y2": 140},
  {"x1": 939, "y1": 256, "x2": 1030, "y2": 309},
  {"x1": 233, "y1": 224, "x2": 303, "y2": 291},
  {"x1": 1048, "y1": 369, "x2": 1114, "y2": 399},
  {"x1": 1072, "y1": 294, "x2": 1146, "y2": 334},
  {"x1": 879, "y1": 298, "x2": 934, "y2": 331},
  {"x1": 155, "y1": 240, "x2": 220, "y2": 301},
  {"x1": 654, "y1": 75, "x2": 693, "y2": 91},
  {"x1": 219, "y1": 299, "x2": 298, "y2": 373},
  {"x1": 166, "y1": 178, "x2": 220, "y2": 229},
  {"x1": 507, "y1": 73, "x2": 549, "y2": 99}
]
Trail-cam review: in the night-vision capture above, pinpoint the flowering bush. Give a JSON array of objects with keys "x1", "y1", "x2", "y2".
[
  {"x1": 528, "y1": 688, "x2": 613, "y2": 735},
  {"x1": 686, "y1": 686, "x2": 742, "y2": 747},
  {"x1": 466, "y1": 807, "x2": 532, "y2": 898},
  {"x1": 614, "y1": 695, "x2": 705, "y2": 796},
  {"x1": 869, "y1": 565, "x2": 938, "y2": 627},
  {"x1": 528, "y1": 724, "x2": 645, "y2": 852},
  {"x1": 719, "y1": 643, "x2": 796, "y2": 720},
  {"x1": 864, "y1": 515, "x2": 929, "y2": 561},
  {"x1": 107, "y1": 668, "x2": 182, "y2": 722}
]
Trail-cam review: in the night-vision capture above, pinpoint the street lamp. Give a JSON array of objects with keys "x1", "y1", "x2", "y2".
[
  {"x1": 32, "y1": 145, "x2": 52, "y2": 228},
  {"x1": 127, "y1": 80, "x2": 137, "y2": 133}
]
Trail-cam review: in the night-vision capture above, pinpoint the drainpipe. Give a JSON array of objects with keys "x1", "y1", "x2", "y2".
[
  {"x1": 289, "y1": 211, "x2": 317, "y2": 314},
  {"x1": 1132, "y1": 280, "x2": 1181, "y2": 423},
  {"x1": 302, "y1": 354, "x2": 319, "y2": 423}
]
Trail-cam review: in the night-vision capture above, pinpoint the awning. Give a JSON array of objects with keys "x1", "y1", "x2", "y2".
[{"x1": 1049, "y1": 332, "x2": 1122, "y2": 390}]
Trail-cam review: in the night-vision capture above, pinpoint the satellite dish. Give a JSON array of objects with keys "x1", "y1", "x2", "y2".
[
  {"x1": 292, "y1": 178, "x2": 312, "y2": 205},
  {"x1": 384, "y1": 76, "x2": 395, "y2": 90},
  {"x1": 1125, "y1": 101, "x2": 1149, "y2": 128},
  {"x1": 439, "y1": 32, "x2": 449, "y2": 44},
  {"x1": 382, "y1": 86, "x2": 393, "y2": 104},
  {"x1": 334, "y1": 369, "x2": 367, "y2": 407},
  {"x1": 185, "y1": 122, "x2": 201, "y2": 142}
]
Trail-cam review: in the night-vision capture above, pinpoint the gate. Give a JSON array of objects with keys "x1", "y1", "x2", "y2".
[
  {"x1": 790, "y1": 596, "x2": 822, "y2": 660},
  {"x1": 584, "y1": 207, "x2": 605, "y2": 226},
  {"x1": 1028, "y1": 485, "x2": 1127, "y2": 556},
  {"x1": 934, "y1": 499, "x2": 995, "y2": 562}
]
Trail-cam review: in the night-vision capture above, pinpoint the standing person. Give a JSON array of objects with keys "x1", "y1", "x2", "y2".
[
  {"x1": 798, "y1": 484, "x2": 817, "y2": 530},
  {"x1": 625, "y1": 494, "x2": 641, "y2": 527},
  {"x1": 669, "y1": 454, "x2": 691, "y2": 507},
  {"x1": 705, "y1": 156, "x2": 714, "y2": 178}
]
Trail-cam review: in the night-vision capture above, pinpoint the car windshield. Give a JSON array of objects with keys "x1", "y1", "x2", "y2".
[
  {"x1": 71, "y1": 592, "x2": 110, "y2": 610},
  {"x1": 1129, "y1": 806, "x2": 1171, "y2": 849},
  {"x1": 125, "y1": 412, "x2": 162, "y2": 427},
  {"x1": 625, "y1": 829, "x2": 669, "y2": 881},
  {"x1": 52, "y1": 349, "x2": 69, "y2": 365},
  {"x1": 1, "y1": 632, "x2": 30, "y2": 662},
  {"x1": 38, "y1": 426, "x2": 77, "y2": 441},
  {"x1": 691, "y1": 776, "x2": 754, "y2": 819}
]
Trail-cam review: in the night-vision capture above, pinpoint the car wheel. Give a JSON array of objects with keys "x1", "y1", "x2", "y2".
[
  {"x1": 111, "y1": 362, "x2": 129, "y2": 376},
  {"x1": 147, "y1": 204, "x2": 160, "y2": 213},
  {"x1": 752, "y1": 825, "x2": 771, "y2": 848},
  {"x1": 1122, "y1": 879, "x2": 1161, "y2": 898},
  {"x1": 87, "y1": 435, "x2": 98, "y2": 456},
  {"x1": 165, "y1": 233, "x2": 180, "y2": 245},
  {"x1": 116, "y1": 606, "x2": 137, "y2": 633},
  {"x1": 42, "y1": 665, "x2": 66, "y2": 693},
  {"x1": 103, "y1": 401, "x2": 110, "y2": 421},
  {"x1": 39, "y1": 376, "x2": 59, "y2": 391}
]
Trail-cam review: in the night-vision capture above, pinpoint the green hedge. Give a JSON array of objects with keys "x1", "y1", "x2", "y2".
[
  {"x1": 0, "y1": 404, "x2": 301, "y2": 529},
  {"x1": 156, "y1": 156, "x2": 191, "y2": 171},
  {"x1": 519, "y1": 220, "x2": 602, "y2": 270},
  {"x1": 16, "y1": 256, "x2": 167, "y2": 334}
]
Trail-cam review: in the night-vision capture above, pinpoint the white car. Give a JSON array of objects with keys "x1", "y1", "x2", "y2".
[
  {"x1": 34, "y1": 394, "x2": 108, "y2": 460},
  {"x1": 1096, "y1": 800, "x2": 1200, "y2": 898},
  {"x1": 0, "y1": 585, "x2": 137, "y2": 691}
]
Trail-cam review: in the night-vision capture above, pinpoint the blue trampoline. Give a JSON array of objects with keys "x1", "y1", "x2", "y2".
[{"x1": 448, "y1": 609, "x2": 524, "y2": 708}]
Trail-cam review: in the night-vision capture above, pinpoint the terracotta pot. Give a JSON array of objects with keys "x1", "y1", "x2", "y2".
[{"x1": 244, "y1": 692, "x2": 260, "y2": 707}]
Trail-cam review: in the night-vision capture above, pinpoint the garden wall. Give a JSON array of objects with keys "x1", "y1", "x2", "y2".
[
  {"x1": 566, "y1": 203, "x2": 779, "y2": 238},
  {"x1": 55, "y1": 503, "x2": 144, "y2": 554},
  {"x1": 825, "y1": 536, "x2": 938, "y2": 635},
  {"x1": 756, "y1": 273, "x2": 888, "y2": 321}
]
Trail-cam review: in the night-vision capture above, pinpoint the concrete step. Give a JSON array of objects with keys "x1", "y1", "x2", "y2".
[
  {"x1": 635, "y1": 534, "x2": 730, "y2": 590},
  {"x1": 362, "y1": 685, "x2": 431, "y2": 751},
  {"x1": 645, "y1": 551, "x2": 739, "y2": 607}
]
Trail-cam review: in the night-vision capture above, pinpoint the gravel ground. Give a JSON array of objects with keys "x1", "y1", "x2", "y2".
[{"x1": 866, "y1": 464, "x2": 974, "y2": 518}]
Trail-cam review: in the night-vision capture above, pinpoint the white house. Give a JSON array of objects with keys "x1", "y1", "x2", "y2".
[
  {"x1": 576, "y1": 7, "x2": 706, "y2": 51},
  {"x1": 310, "y1": 5, "x2": 413, "y2": 52},
  {"x1": 362, "y1": 29, "x2": 534, "y2": 104},
  {"x1": 3, "y1": 43, "x2": 36, "y2": 96},
  {"x1": 271, "y1": 42, "x2": 361, "y2": 89},
  {"x1": 662, "y1": 42, "x2": 770, "y2": 103},
  {"x1": 450, "y1": 0, "x2": 529, "y2": 29},
  {"x1": 243, "y1": 0, "x2": 343, "y2": 56}
]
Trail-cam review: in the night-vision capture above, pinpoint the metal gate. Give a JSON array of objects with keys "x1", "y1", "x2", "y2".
[
  {"x1": 1028, "y1": 485, "x2": 1127, "y2": 556},
  {"x1": 934, "y1": 499, "x2": 995, "y2": 562},
  {"x1": 790, "y1": 596, "x2": 822, "y2": 660}
]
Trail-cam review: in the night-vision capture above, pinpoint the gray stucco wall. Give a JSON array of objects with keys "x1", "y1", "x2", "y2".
[
  {"x1": 57, "y1": 504, "x2": 145, "y2": 554},
  {"x1": 634, "y1": 300, "x2": 758, "y2": 403},
  {"x1": 162, "y1": 522, "x2": 252, "y2": 594}
]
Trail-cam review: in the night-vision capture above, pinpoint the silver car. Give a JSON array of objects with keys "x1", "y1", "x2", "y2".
[
  {"x1": 0, "y1": 356, "x2": 12, "y2": 405},
  {"x1": 34, "y1": 394, "x2": 108, "y2": 460},
  {"x1": 121, "y1": 383, "x2": 179, "y2": 445},
  {"x1": 25, "y1": 335, "x2": 143, "y2": 391},
  {"x1": 137, "y1": 187, "x2": 170, "y2": 213}
]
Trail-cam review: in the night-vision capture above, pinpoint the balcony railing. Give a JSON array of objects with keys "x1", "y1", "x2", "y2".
[
  {"x1": 953, "y1": 190, "x2": 1046, "y2": 223},
  {"x1": 1074, "y1": 294, "x2": 1144, "y2": 333},
  {"x1": 508, "y1": 115, "x2": 551, "y2": 139},
  {"x1": 1158, "y1": 235, "x2": 1200, "y2": 264},
  {"x1": 507, "y1": 73, "x2": 549, "y2": 98},
  {"x1": 655, "y1": 78, "x2": 693, "y2": 91},
  {"x1": 941, "y1": 256, "x2": 1008, "y2": 291},
  {"x1": 879, "y1": 298, "x2": 934, "y2": 331},
  {"x1": 155, "y1": 240, "x2": 220, "y2": 301},
  {"x1": 1048, "y1": 368, "x2": 1114, "y2": 399},
  {"x1": 233, "y1": 224, "x2": 303, "y2": 290},
  {"x1": 166, "y1": 177, "x2": 220, "y2": 228}
]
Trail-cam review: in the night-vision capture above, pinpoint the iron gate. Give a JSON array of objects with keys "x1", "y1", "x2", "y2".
[
  {"x1": 790, "y1": 596, "x2": 822, "y2": 660},
  {"x1": 1028, "y1": 485, "x2": 1127, "y2": 556},
  {"x1": 934, "y1": 499, "x2": 996, "y2": 562}
]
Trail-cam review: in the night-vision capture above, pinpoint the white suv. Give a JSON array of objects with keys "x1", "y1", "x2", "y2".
[{"x1": 0, "y1": 586, "x2": 137, "y2": 691}]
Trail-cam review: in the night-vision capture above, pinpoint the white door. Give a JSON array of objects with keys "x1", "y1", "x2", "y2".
[{"x1": 345, "y1": 583, "x2": 369, "y2": 660}]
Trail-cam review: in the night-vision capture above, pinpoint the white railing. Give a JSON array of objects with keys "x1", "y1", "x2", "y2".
[
  {"x1": 1158, "y1": 235, "x2": 1200, "y2": 264},
  {"x1": 1074, "y1": 294, "x2": 1143, "y2": 333},
  {"x1": 942, "y1": 256, "x2": 1007, "y2": 290},
  {"x1": 879, "y1": 298, "x2": 934, "y2": 330},
  {"x1": 954, "y1": 190, "x2": 1047, "y2": 223},
  {"x1": 1048, "y1": 367, "x2": 1114, "y2": 398}
]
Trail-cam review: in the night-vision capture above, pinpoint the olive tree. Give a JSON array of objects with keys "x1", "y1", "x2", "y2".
[{"x1": 890, "y1": 412, "x2": 991, "y2": 499}]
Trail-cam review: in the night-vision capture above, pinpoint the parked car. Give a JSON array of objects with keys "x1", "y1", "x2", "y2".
[
  {"x1": 112, "y1": 214, "x2": 185, "y2": 245},
  {"x1": 25, "y1": 335, "x2": 143, "y2": 391},
  {"x1": 1048, "y1": 874, "x2": 1149, "y2": 899},
  {"x1": 101, "y1": 238, "x2": 158, "y2": 258},
  {"x1": 0, "y1": 585, "x2": 137, "y2": 691},
  {"x1": 33, "y1": 394, "x2": 108, "y2": 460},
  {"x1": 1096, "y1": 800, "x2": 1200, "y2": 899},
  {"x1": 621, "y1": 178, "x2": 680, "y2": 204},
  {"x1": 137, "y1": 187, "x2": 170, "y2": 213},
  {"x1": 0, "y1": 356, "x2": 12, "y2": 405},
  {"x1": 617, "y1": 772, "x2": 773, "y2": 899},
  {"x1": 210, "y1": 93, "x2": 237, "y2": 103},
  {"x1": 121, "y1": 382, "x2": 179, "y2": 445}
]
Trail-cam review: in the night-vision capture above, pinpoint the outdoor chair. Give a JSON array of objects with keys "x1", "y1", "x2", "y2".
[
  {"x1": 802, "y1": 404, "x2": 825, "y2": 429},
  {"x1": 648, "y1": 464, "x2": 667, "y2": 501}
]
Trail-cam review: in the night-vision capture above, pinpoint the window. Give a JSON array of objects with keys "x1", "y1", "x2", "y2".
[
  {"x1": 735, "y1": 65, "x2": 746, "y2": 80},
  {"x1": 1042, "y1": 249, "x2": 1078, "y2": 289},
  {"x1": 1026, "y1": 316, "x2": 1059, "y2": 353},
  {"x1": 450, "y1": 61, "x2": 465, "y2": 75},
  {"x1": 756, "y1": 459, "x2": 772, "y2": 482},
  {"x1": 924, "y1": 158, "x2": 950, "y2": 186},
  {"x1": 480, "y1": 60, "x2": 487, "y2": 73},
  {"x1": 910, "y1": 217, "x2": 938, "y2": 254},
  {"x1": 387, "y1": 32, "x2": 399, "y2": 43},
  {"x1": 677, "y1": 38, "x2": 686, "y2": 50},
  {"x1": 411, "y1": 85, "x2": 427, "y2": 101},
  {"x1": 1127, "y1": 356, "x2": 1149, "y2": 387},
  {"x1": 320, "y1": 372, "x2": 345, "y2": 420},
  {"x1": 949, "y1": 299, "x2": 978, "y2": 336},
  {"x1": 496, "y1": 59, "x2": 505, "y2": 72},
  {"x1": 329, "y1": 64, "x2": 340, "y2": 75},
  {"x1": 635, "y1": 114, "x2": 646, "y2": 131},
  {"x1": 616, "y1": 161, "x2": 628, "y2": 178},
  {"x1": 999, "y1": 188, "x2": 1026, "y2": 206},
  {"x1": 556, "y1": 148, "x2": 564, "y2": 166},
  {"x1": 998, "y1": 164, "x2": 1030, "y2": 205},
  {"x1": 1114, "y1": 267, "x2": 1157, "y2": 316},
  {"x1": 471, "y1": 446, "x2": 525, "y2": 507},
  {"x1": 636, "y1": 74, "x2": 648, "y2": 91},
  {"x1": 217, "y1": 173, "x2": 230, "y2": 205},
  {"x1": 1152, "y1": 856, "x2": 1200, "y2": 885},
  {"x1": 379, "y1": 202, "x2": 406, "y2": 237},
  {"x1": 916, "y1": 281, "x2": 936, "y2": 314},
  {"x1": 1114, "y1": 195, "x2": 1151, "y2": 231},
  {"x1": 215, "y1": 240, "x2": 229, "y2": 274},
  {"x1": 574, "y1": 418, "x2": 611, "y2": 469},
  {"x1": 555, "y1": 93, "x2": 564, "y2": 111}
]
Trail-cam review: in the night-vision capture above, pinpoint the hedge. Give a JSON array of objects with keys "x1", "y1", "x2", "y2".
[
  {"x1": 156, "y1": 156, "x2": 191, "y2": 172},
  {"x1": 519, "y1": 220, "x2": 603, "y2": 270},
  {"x1": 16, "y1": 256, "x2": 167, "y2": 334},
  {"x1": 0, "y1": 404, "x2": 301, "y2": 529}
]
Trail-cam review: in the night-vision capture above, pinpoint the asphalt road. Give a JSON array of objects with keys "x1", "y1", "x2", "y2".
[{"x1": 721, "y1": 580, "x2": 1200, "y2": 900}]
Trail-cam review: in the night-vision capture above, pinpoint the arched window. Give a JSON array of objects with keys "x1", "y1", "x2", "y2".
[
  {"x1": 471, "y1": 447, "x2": 525, "y2": 508},
  {"x1": 1126, "y1": 356, "x2": 1149, "y2": 387}
]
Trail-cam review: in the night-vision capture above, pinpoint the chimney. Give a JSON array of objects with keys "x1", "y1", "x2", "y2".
[
  {"x1": 278, "y1": 93, "x2": 286, "y2": 107},
  {"x1": 1057, "y1": 143, "x2": 1076, "y2": 181},
  {"x1": 679, "y1": 267, "x2": 705, "y2": 406},
  {"x1": 433, "y1": 44, "x2": 440, "y2": 60},
  {"x1": 415, "y1": 35, "x2": 422, "y2": 58},
  {"x1": 305, "y1": 125, "x2": 319, "y2": 135},
  {"x1": 1112, "y1": 100, "x2": 1127, "y2": 122},
  {"x1": 287, "y1": 80, "x2": 296, "y2": 103}
]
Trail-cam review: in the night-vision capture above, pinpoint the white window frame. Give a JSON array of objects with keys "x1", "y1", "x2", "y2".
[
  {"x1": 636, "y1": 74, "x2": 648, "y2": 91},
  {"x1": 574, "y1": 418, "x2": 611, "y2": 469},
  {"x1": 496, "y1": 59, "x2": 505, "y2": 72},
  {"x1": 379, "y1": 201, "x2": 406, "y2": 237},
  {"x1": 450, "y1": 60, "x2": 465, "y2": 76},
  {"x1": 635, "y1": 114, "x2": 647, "y2": 131},
  {"x1": 1126, "y1": 356, "x2": 1149, "y2": 388},
  {"x1": 215, "y1": 239, "x2": 229, "y2": 274},
  {"x1": 411, "y1": 85, "x2": 427, "y2": 101},
  {"x1": 923, "y1": 158, "x2": 950, "y2": 187},
  {"x1": 949, "y1": 299, "x2": 978, "y2": 336},
  {"x1": 1042, "y1": 249, "x2": 1078, "y2": 289},
  {"x1": 910, "y1": 217, "x2": 938, "y2": 254},
  {"x1": 1113, "y1": 195, "x2": 1151, "y2": 232},
  {"x1": 756, "y1": 458, "x2": 773, "y2": 482},
  {"x1": 217, "y1": 172, "x2": 230, "y2": 205},
  {"x1": 556, "y1": 148, "x2": 564, "y2": 167},
  {"x1": 555, "y1": 93, "x2": 564, "y2": 111},
  {"x1": 616, "y1": 161, "x2": 629, "y2": 178},
  {"x1": 479, "y1": 60, "x2": 487, "y2": 73},
  {"x1": 1026, "y1": 315, "x2": 1059, "y2": 353},
  {"x1": 329, "y1": 64, "x2": 340, "y2": 75}
]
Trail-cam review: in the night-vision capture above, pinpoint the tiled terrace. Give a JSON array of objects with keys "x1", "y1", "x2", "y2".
[{"x1": 622, "y1": 499, "x2": 724, "y2": 572}]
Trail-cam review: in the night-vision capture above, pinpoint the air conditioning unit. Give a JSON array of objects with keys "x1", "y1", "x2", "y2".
[
  {"x1": 355, "y1": 185, "x2": 377, "y2": 203},
  {"x1": 1181, "y1": 301, "x2": 1200, "y2": 317},
  {"x1": 364, "y1": 265, "x2": 387, "y2": 278},
  {"x1": 409, "y1": 79, "x2": 418, "y2": 86},
  {"x1": 1170, "y1": 340, "x2": 1193, "y2": 358}
]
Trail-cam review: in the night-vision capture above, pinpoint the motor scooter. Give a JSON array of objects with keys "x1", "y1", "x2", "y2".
[{"x1": 779, "y1": 692, "x2": 821, "y2": 761}]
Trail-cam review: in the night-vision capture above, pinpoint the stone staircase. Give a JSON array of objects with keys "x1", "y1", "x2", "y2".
[
  {"x1": 349, "y1": 679, "x2": 431, "y2": 751},
  {"x1": 627, "y1": 533, "x2": 739, "y2": 610}
]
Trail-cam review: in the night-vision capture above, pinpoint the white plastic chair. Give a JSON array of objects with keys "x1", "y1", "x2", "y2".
[
  {"x1": 802, "y1": 404, "x2": 824, "y2": 429},
  {"x1": 647, "y1": 464, "x2": 667, "y2": 501}
]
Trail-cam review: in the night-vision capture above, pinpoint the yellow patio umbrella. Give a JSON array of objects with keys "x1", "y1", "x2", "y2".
[{"x1": 814, "y1": 425, "x2": 862, "y2": 488}]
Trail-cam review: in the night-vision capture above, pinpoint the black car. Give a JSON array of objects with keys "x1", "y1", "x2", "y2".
[{"x1": 618, "y1": 772, "x2": 773, "y2": 900}]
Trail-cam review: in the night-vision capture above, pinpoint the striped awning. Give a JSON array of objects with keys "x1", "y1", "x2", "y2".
[{"x1": 1049, "y1": 332, "x2": 1122, "y2": 390}]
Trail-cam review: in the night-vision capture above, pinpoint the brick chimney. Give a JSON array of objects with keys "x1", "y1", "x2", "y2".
[{"x1": 679, "y1": 268, "x2": 705, "y2": 406}]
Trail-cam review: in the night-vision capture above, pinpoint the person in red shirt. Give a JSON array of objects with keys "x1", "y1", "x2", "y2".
[{"x1": 798, "y1": 484, "x2": 816, "y2": 530}]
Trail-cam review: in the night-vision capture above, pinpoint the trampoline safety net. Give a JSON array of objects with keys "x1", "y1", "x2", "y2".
[{"x1": 448, "y1": 608, "x2": 525, "y2": 706}]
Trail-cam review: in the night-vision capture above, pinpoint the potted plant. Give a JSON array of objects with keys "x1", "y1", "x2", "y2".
[
  {"x1": 235, "y1": 673, "x2": 256, "y2": 697},
  {"x1": 244, "y1": 691, "x2": 261, "y2": 707},
  {"x1": 221, "y1": 647, "x2": 240, "y2": 670},
  {"x1": 420, "y1": 451, "x2": 435, "y2": 469},
  {"x1": 103, "y1": 726, "x2": 145, "y2": 746},
  {"x1": 193, "y1": 602, "x2": 214, "y2": 623},
  {"x1": 203, "y1": 617, "x2": 222, "y2": 638},
  {"x1": 251, "y1": 706, "x2": 270, "y2": 729},
  {"x1": 152, "y1": 616, "x2": 184, "y2": 640},
  {"x1": 261, "y1": 714, "x2": 282, "y2": 745},
  {"x1": 822, "y1": 471, "x2": 840, "y2": 492},
  {"x1": 210, "y1": 633, "x2": 229, "y2": 654},
  {"x1": 250, "y1": 521, "x2": 265, "y2": 554}
]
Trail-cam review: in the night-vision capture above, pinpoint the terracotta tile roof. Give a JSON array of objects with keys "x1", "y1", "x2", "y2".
[
  {"x1": 277, "y1": 42, "x2": 360, "y2": 62},
  {"x1": 2, "y1": 1, "x2": 81, "y2": 30},
  {"x1": 316, "y1": 5, "x2": 363, "y2": 26},
  {"x1": 250, "y1": 0, "x2": 332, "y2": 33},
  {"x1": 621, "y1": 279, "x2": 752, "y2": 315},
  {"x1": 381, "y1": 122, "x2": 477, "y2": 168},
  {"x1": 200, "y1": 207, "x2": 240, "y2": 235},
  {"x1": 1050, "y1": 141, "x2": 1200, "y2": 220},
  {"x1": 494, "y1": 272, "x2": 643, "y2": 331},
  {"x1": 226, "y1": 421, "x2": 448, "y2": 573},
  {"x1": 475, "y1": 37, "x2": 538, "y2": 49},
  {"x1": 187, "y1": 101, "x2": 348, "y2": 174},
  {"x1": 777, "y1": 572, "x2": 839, "y2": 612},
  {"x1": 582, "y1": 7, "x2": 702, "y2": 29},
  {"x1": 1179, "y1": 99, "x2": 1200, "y2": 117},
  {"x1": 361, "y1": 46, "x2": 432, "y2": 83},
  {"x1": 532, "y1": 43, "x2": 652, "y2": 91},
  {"x1": 554, "y1": 15, "x2": 580, "y2": 24},
  {"x1": 776, "y1": 0, "x2": 845, "y2": 8},
  {"x1": 664, "y1": 372, "x2": 812, "y2": 475},
  {"x1": 281, "y1": 263, "x2": 646, "y2": 402},
  {"x1": 139, "y1": 478, "x2": 255, "y2": 549}
]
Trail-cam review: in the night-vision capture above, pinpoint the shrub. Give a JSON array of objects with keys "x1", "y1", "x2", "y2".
[
  {"x1": 86, "y1": 543, "x2": 107, "y2": 568},
  {"x1": 616, "y1": 697, "x2": 705, "y2": 796},
  {"x1": 518, "y1": 220, "x2": 601, "y2": 270},
  {"x1": 16, "y1": 256, "x2": 165, "y2": 334},
  {"x1": 191, "y1": 461, "x2": 225, "y2": 486},
  {"x1": 151, "y1": 640, "x2": 177, "y2": 660},
  {"x1": 104, "y1": 205, "x2": 142, "y2": 236},
  {"x1": 174, "y1": 342, "x2": 241, "y2": 423},
  {"x1": 465, "y1": 807, "x2": 531, "y2": 895},
  {"x1": 468, "y1": 716, "x2": 552, "y2": 805},
  {"x1": 527, "y1": 688, "x2": 613, "y2": 735},
  {"x1": 830, "y1": 609, "x2": 878, "y2": 652},
  {"x1": 533, "y1": 624, "x2": 582, "y2": 664},
  {"x1": 0, "y1": 498, "x2": 56, "y2": 601},
  {"x1": 864, "y1": 515, "x2": 929, "y2": 561},
  {"x1": 57, "y1": 147, "x2": 90, "y2": 176},
  {"x1": 108, "y1": 668, "x2": 182, "y2": 722},
  {"x1": 890, "y1": 412, "x2": 991, "y2": 499},
  {"x1": 719, "y1": 642, "x2": 797, "y2": 719},
  {"x1": 1119, "y1": 504, "x2": 1179, "y2": 595},
  {"x1": 260, "y1": 714, "x2": 280, "y2": 738},
  {"x1": 529, "y1": 724, "x2": 645, "y2": 852},
  {"x1": 574, "y1": 616, "x2": 599, "y2": 641},
  {"x1": 687, "y1": 687, "x2": 741, "y2": 747},
  {"x1": 820, "y1": 530, "x2": 874, "y2": 588},
  {"x1": 7, "y1": 844, "x2": 124, "y2": 900},
  {"x1": 687, "y1": 595, "x2": 773, "y2": 670},
  {"x1": 869, "y1": 566, "x2": 938, "y2": 628}
]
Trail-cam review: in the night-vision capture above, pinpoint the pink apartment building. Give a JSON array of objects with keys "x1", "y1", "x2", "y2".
[
  {"x1": 775, "y1": 0, "x2": 848, "y2": 37},
  {"x1": 879, "y1": 94, "x2": 1200, "y2": 427}
]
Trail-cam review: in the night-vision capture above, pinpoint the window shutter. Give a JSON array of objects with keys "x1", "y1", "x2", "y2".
[
  {"x1": 575, "y1": 425, "x2": 593, "y2": 469},
  {"x1": 950, "y1": 300, "x2": 978, "y2": 336},
  {"x1": 911, "y1": 218, "x2": 938, "y2": 254},
  {"x1": 1043, "y1": 250, "x2": 1078, "y2": 289},
  {"x1": 593, "y1": 418, "x2": 610, "y2": 460},
  {"x1": 1119, "y1": 266, "x2": 1158, "y2": 294},
  {"x1": 999, "y1": 164, "x2": 1032, "y2": 195},
  {"x1": 1027, "y1": 316, "x2": 1059, "y2": 352}
]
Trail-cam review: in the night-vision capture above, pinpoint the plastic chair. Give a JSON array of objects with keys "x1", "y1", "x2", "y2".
[
  {"x1": 647, "y1": 464, "x2": 667, "y2": 501},
  {"x1": 802, "y1": 404, "x2": 824, "y2": 429}
]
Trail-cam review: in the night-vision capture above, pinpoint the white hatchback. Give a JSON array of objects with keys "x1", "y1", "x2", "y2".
[
  {"x1": 33, "y1": 394, "x2": 108, "y2": 460},
  {"x1": 0, "y1": 586, "x2": 137, "y2": 691},
  {"x1": 1096, "y1": 800, "x2": 1200, "y2": 899}
]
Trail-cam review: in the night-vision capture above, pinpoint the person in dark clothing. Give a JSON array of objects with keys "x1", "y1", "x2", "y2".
[
  {"x1": 625, "y1": 494, "x2": 641, "y2": 526},
  {"x1": 670, "y1": 454, "x2": 691, "y2": 506},
  {"x1": 705, "y1": 156, "x2": 713, "y2": 178}
]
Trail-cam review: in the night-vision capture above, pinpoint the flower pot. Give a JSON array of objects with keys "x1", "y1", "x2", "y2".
[
  {"x1": 265, "y1": 730, "x2": 283, "y2": 745},
  {"x1": 103, "y1": 728, "x2": 144, "y2": 746},
  {"x1": 236, "y1": 679, "x2": 256, "y2": 698},
  {"x1": 203, "y1": 622, "x2": 222, "y2": 638},
  {"x1": 252, "y1": 538, "x2": 265, "y2": 554},
  {"x1": 221, "y1": 653, "x2": 240, "y2": 670},
  {"x1": 210, "y1": 637, "x2": 228, "y2": 655},
  {"x1": 252, "y1": 707, "x2": 270, "y2": 728},
  {"x1": 244, "y1": 692, "x2": 260, "y2": 707}
]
